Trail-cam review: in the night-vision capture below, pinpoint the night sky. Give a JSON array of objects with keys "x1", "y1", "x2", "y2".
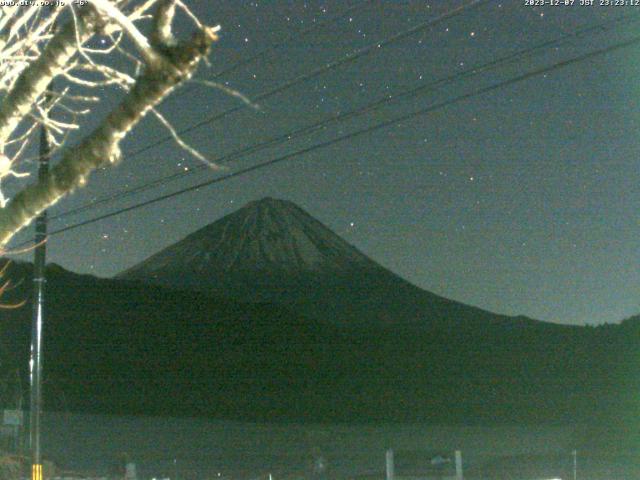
[{"x1": 7, "y1": 0, "x2": 640, "y2": 326}]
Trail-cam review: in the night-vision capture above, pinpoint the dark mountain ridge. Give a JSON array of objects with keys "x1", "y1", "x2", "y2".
[{"x1": 0, "y1": 259, "x2": 636, "y2": 459}]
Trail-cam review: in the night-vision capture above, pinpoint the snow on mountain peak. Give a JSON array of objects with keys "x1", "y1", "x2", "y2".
[{"x1": 119, "y1": 197, "x2": 372, "y2": 279}]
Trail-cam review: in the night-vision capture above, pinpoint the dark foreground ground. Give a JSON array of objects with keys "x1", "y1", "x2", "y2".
[{"x1": 1, "y1": 412, "x2": 632, "y2": 480}]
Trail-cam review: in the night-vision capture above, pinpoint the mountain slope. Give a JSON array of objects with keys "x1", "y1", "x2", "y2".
[{"x1": 119, "y1": 197, "x2": 538, "y2": 329}]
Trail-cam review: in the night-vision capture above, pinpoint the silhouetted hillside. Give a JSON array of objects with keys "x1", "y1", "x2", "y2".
[{"x1": 0, "y1": 260, "x2": 636, "y2": 438}]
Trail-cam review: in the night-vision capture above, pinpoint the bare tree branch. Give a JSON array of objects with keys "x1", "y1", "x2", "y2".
[
  {"x1": 0, "y1": 18, "x2": 219, "y2": 246},
  {"x1": 0, "y1": 7, "x2": 102, "y2": 150}
]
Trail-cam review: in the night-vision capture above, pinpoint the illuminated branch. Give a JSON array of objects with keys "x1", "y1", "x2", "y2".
[
  {"x1": 0, "y1": 6, "x2": 101, "y2": 149},
  {"x1": 0, "y1": 0, "x2": 220, "y2": 246},
  {"x1": 0, "y1": 11, "x2": 219, "y2": 246}
]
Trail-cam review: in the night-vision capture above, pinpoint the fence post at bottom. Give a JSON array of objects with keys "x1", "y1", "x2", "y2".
[
  {"x1": 386, "y1": 449, "x2": 394, "y2": 480},
  {"x1": 455, "y1": 450, "x2": 463, "y2": 480}
]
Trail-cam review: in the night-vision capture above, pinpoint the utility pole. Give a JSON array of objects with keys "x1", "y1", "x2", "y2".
[{"x1": 29, "y1": 85, "x2": 52, "y2": 480}]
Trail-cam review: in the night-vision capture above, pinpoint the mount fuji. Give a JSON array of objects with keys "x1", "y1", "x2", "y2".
[{"x1": 118, "y1": 197, "x2": 532, "y2": 329}]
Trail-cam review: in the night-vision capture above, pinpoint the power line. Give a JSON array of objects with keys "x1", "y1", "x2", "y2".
[
  {"x1": 35, "y1": 34, "x2": 640, "y2": 243},
  {"x1": 124, "y1": 0, "x2": 491, "y2": 158},
  {"x1": 49, "y1": 11, "x2": 640, "y2": 223},
  {"x1": 49, "y1": 1, "x2": 491, "y2": 222}
]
